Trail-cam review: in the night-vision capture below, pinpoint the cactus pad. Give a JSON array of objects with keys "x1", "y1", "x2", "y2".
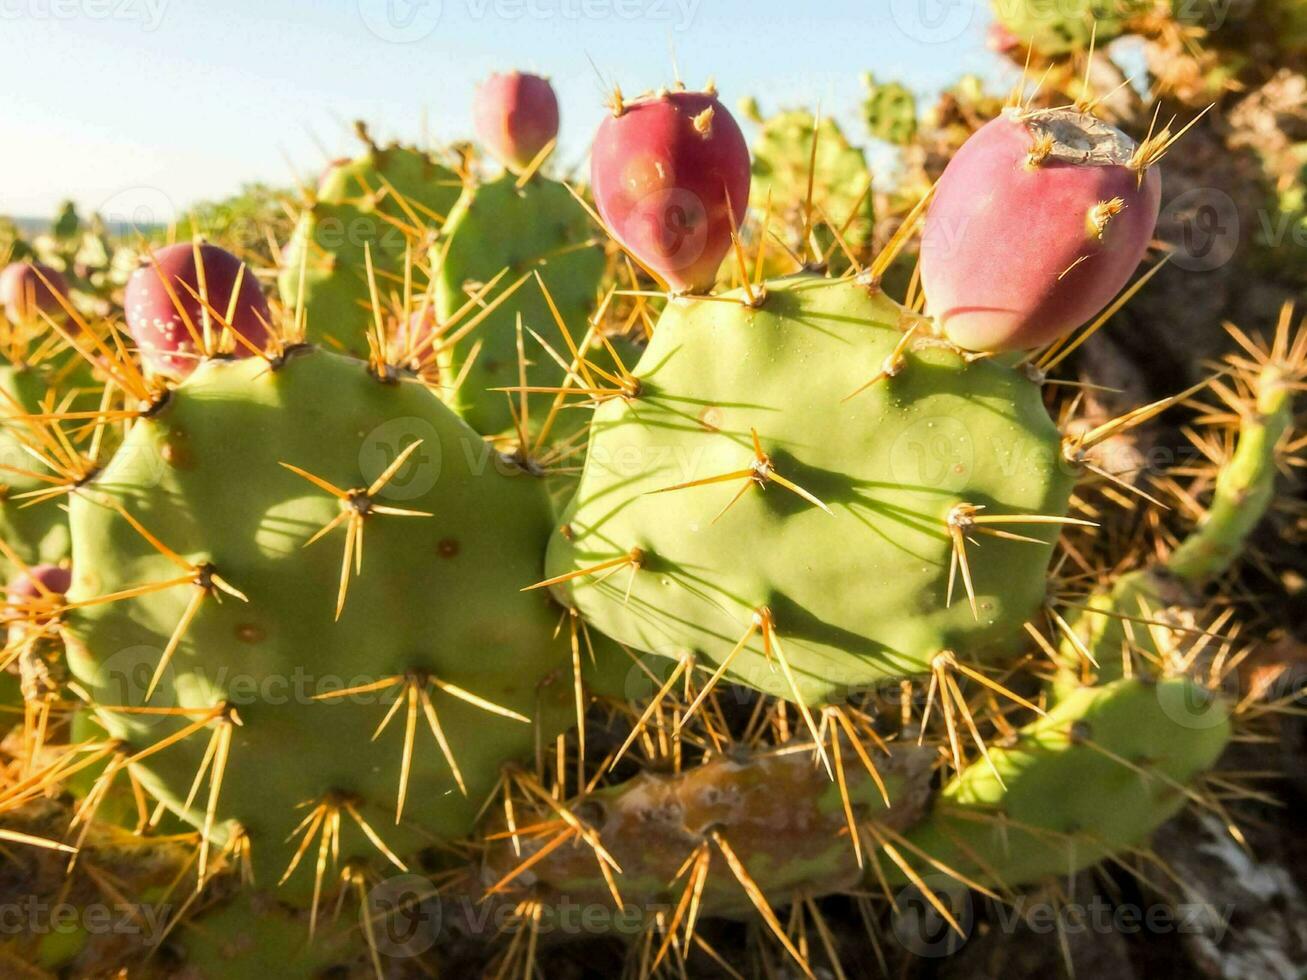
[
  {"x1": 279, "y1": 131, "x2": 462, "y2": 355},
  {"x1": 62, "y1": 348, "x2": 574, "y2": 885},
  {"x1": 545, "y1": 274, "x2": 1076, "y2": 705},
  {"x1": 434, "y1": 173, "x2": 608, "y2": 439}
]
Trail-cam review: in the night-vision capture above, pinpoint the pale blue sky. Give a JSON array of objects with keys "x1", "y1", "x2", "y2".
[{"x1": 5, "y1": 0, "x2": 1009, "y2": 221}]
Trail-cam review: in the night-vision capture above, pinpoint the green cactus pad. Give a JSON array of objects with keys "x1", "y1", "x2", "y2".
[
  {"x1": 545, "y1": 275, "x2": 1075, "y2": 705},
  {"x1": 862, "y1": 74, "x2": 919, "y2": 146},
  {"x1": 0, "y1": 356, "x2": 98, "y2": 576},
  {"x1": 746, "y1": 106, "x2": 873, "y2": 250},
  {"x1": 279, "y1": 135, "x2": 462, "y2": 355},
  {"x1": 63, "y1": 348, "x2": 574, "y2": 888},
  {"x1": 892, "y1": 676, "x2": 1231, "y2": 888},
  {"x1": 434, "y1": 173, "x2": 610, "y2": 439},
  {"x1": 160, "y1": 892, "x2": 376, "y2": 980}
]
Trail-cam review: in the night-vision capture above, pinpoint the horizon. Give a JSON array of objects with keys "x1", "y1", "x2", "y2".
[{"x1": 5, "y1": 0, "x2": 1011, "y2": 224}]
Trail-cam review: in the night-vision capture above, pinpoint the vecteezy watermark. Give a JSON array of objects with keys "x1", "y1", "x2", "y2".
[
  {"x1": 95, "y1": 185, "x2": 177, "y2": 236},
  {"x1": 359, "y1": 417, "x2": 443, "y2": 501},
  {"x1": 357, "y1": 0, "x2": 444, "y2": 42},
  {"x1": 463, "y1": 0, "x2": 699, "y2": 30},
  {"x1": 0, "y1": 0, "x2": 169, "y2": 30},
  {"x1": 1160, "y1": 187, "x2": 1241, "y2": 272},
  {"x1": 888, "y1": 0, "x2": 975, "y2": 44},
  {"x1": 359, "y1": 0, "x2": 699, "y2": 40},
  {"x1": 0, "y1": 897, "x2": 172, "y2": 943},
  {"x1": 363, "y1": 876, "x2": 665, "y2": 957},
  {"x1": 364, "y1": 874, "x2": 444, "y2": 958},
  {"x1": 986, "y1": 894, "x2": 1233, "y2": 941},
  {"x1": 892, "y1": 883, "x2": 1233, "y2": 958}
]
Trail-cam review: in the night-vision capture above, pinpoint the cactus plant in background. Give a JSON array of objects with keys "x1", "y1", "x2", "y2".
[
  {"x1": 861, "y1": 73, "x2": 918, "y2": 146},
  {"x1": 0, "y1": 45, "x2": 1304, "y2": 980},
  {"x1": 278, "y1": 123, "x2": 463, "y2": 354},
  {"x1": 0, "y1": 262, "x2": 70, "y2": 326},
  {"x1": 740, "y1": 96, "x2": 874, "y2": 263}
]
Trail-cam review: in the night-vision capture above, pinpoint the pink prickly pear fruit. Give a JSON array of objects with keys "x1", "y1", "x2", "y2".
[
  {"x1": 405, "y1": 303, "x2": 438, "y2": 360},
  {"x1": 125, "y1": 242, "x2": 271, "y2": 378},
  {"x1": 1, "y1": 262, "x2": 70, "y2": 324},
  {"x1": 6, "y1": 564, "x2": 71, "y2": 605},
  {"x1": 986, "y1": 21, "x2": 1021, "y2": 56},
  {"x1": 919, "y1": 107, "x2": 1161, "y2": 353},
  {"x1": 5, "y1": 564, "x2": 71, "y2": 626},
  {"x1": 590, "y1": 87, "x2": 751, "y2": 294},
  {"x1": 473, "y1": 71, "x2": 560, "y2": 173}
]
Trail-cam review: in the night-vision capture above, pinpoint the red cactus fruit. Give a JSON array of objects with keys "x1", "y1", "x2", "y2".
[
  {"x1": 1, "y1": 262, "x2": 70, "y2": 324},
  {"x1": 6, "y1": 563, "x2": 71, "y2": 627},
  {"x1": 473, "y1": 71, "x2": 560, "y2": 173},
  {"x1": 405, "y1": 303, "x2": 438, "y2": 361},
  {"x1": 919, "y1": 107, "x2": 1161, "y2": 352},
  {"x1": 590, "y1": 87, "x2": 751, "y2": 294},
  {"x1": 6, "y1": 564, "x2": 71, "y2": 605},
  {"x1": 986, "y1": 21, "x2": 1021, "y2": 56},
  {"x1": 125, "y1": 242, "x2": 271, "y2": 378}
]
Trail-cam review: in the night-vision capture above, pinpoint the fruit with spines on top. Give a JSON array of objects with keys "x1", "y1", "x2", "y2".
[
  {"x1": 125, "y1": 242, "x2": 270, "y2": 378},
  {"x1": 591, "y1": 85, "x2": 750, "y2": 293},
  {"x1": 473, "y1": 71, "x2": 561, "y2": 173},
  {"x1": 920, "y1": 107, "x2": 1161, "y2": 352},
  {"x1": 1, "y1": 261, "x2": 70, "y2": 325}
]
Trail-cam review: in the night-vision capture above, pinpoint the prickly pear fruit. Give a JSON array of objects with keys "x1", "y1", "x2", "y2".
[
  {"x1": 591, "y1": 87, "x2": 750, "y2": 293},
  {"x1": 125, "y1": 242, "x2": 270, "y2": 378},
  {"x1": 1, "y1": 262, "x2": 69, "y2": 324},
  {"x1": 920, "y1": 107, "x2": 1161, "y2": 352},
  {"x1": 6, "y1": 563, "x2": 71, "y2": 606},
  {"x1": 473, "y1": 71, "x2": 560, "y2": 173}
]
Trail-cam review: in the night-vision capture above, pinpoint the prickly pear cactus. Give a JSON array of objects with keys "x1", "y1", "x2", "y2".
[
  {"x1": 0, "y1": 337, "x2": 100, "y2": 577},
  {"x1": 278, "y1": 124, "x2": 463, "y2": 355},
  {"x1": 862, "y1": 73, "x2": 918, "y2": 146},
  {"x1": 991, "y1": 0, "x2": 1149, "y2": 56},
  {"x1": 545, "y1": 274, "x2": 1076, "y2": 706},
  {"x1": 744, "y1": 100, "x2": 874, "y2": 252},
  {"x1": 61, "y1": 347, "x2": 575, "y2": 889},
  {"x1": 2, "y1": 61, "x2": 1302, "y2": 980},
  {"x1": 433, "y1": 172, "x2": 609, "y2": 439}
]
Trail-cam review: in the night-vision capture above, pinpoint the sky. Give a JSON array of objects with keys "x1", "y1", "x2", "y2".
[{"x1": 4, "y1": 0, "x2": 1011, "y2": 221}]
